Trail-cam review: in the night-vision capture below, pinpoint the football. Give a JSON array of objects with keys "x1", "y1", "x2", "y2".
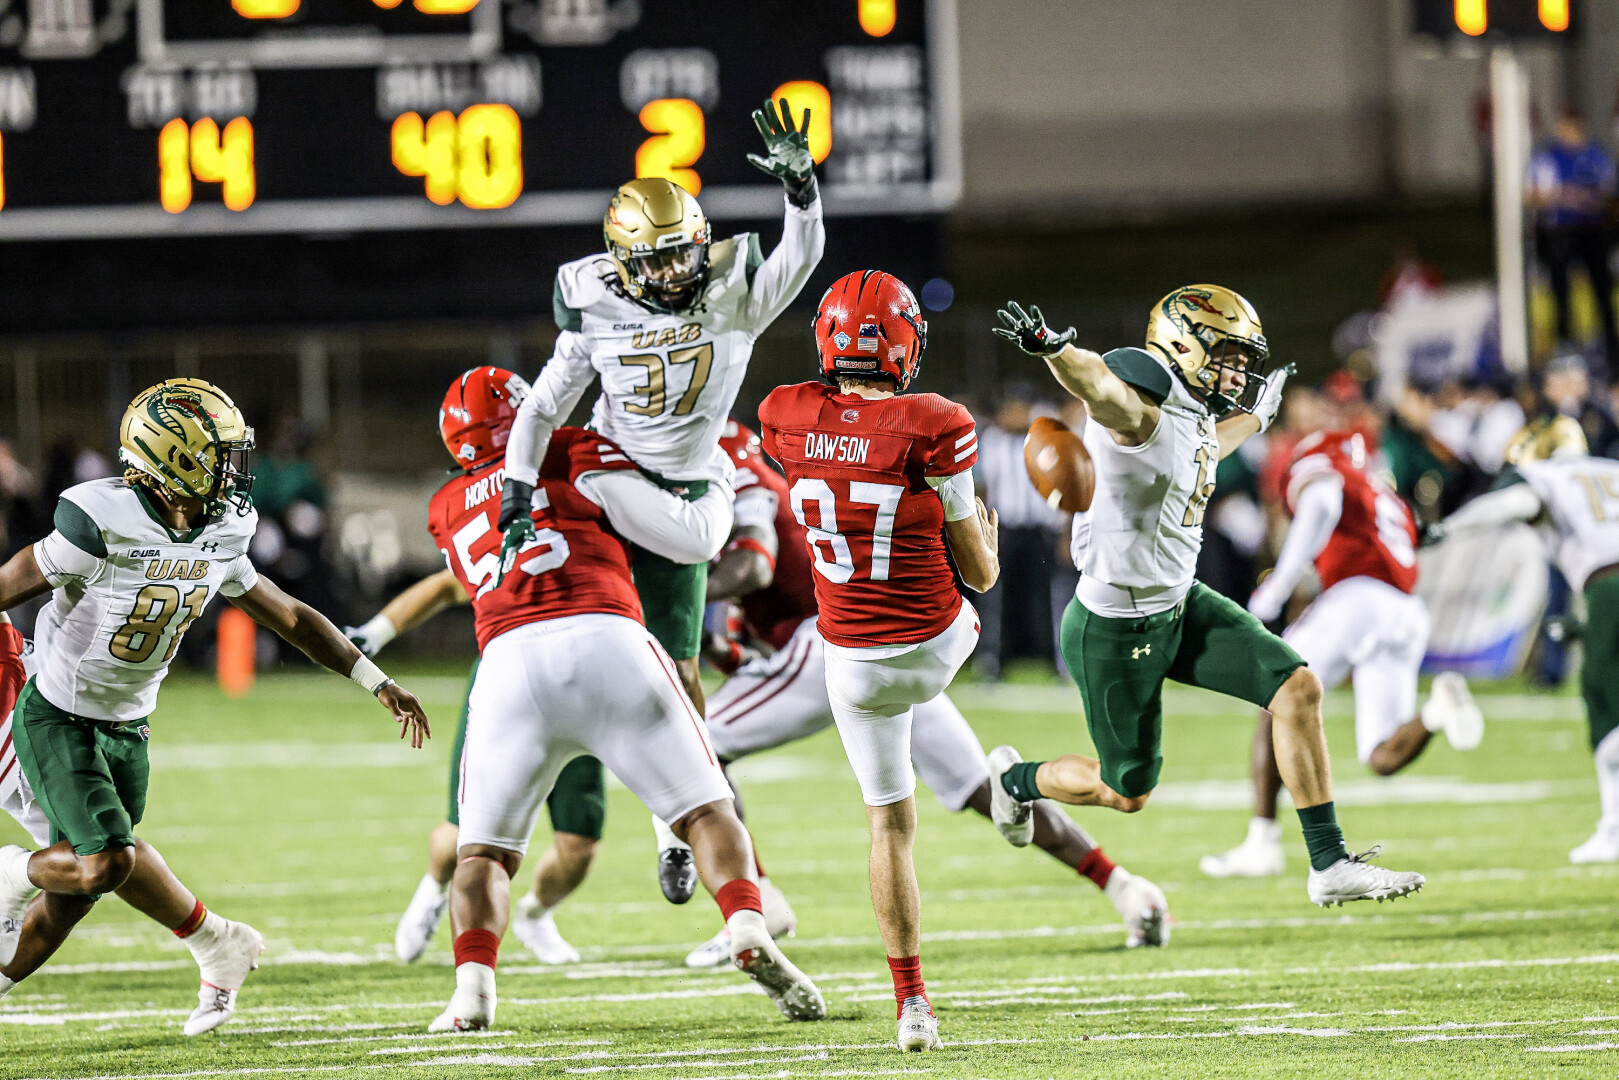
[{"x1": 1023, "y1": 416, "x2": 1094, "y2": 512}]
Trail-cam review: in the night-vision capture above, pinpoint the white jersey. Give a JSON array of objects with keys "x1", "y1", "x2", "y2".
[
  {"x1": 506, "y1": 195, "x2": 824, "y2": 488},
  {"x1": 1076, "y1": 347, "x2": 1219, "y2": 617},
  {"x1": 31, "y1": 478, "x2": 258, "y2": 722},
  {"x1": 1519, "y1": 457, "x2": 1619, "y2": 592}
]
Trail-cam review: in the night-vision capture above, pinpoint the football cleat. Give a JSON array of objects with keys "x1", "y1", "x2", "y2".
[
  {"x1": 429, "y1": 964, "x2": 496, "y2": 1032},
  {"x1": 1105, "y1": 868, "x2": 1170, "y2": 948},
  {"x1": 659, "y1": 846, "x2": 698, "y2": 905},
  {"x1": 1306, "y1": 847, "x2": 1425, "y2": 907},
  {"x1": 897, "y1": 1001, "x2": 942, "y2": 1052},
  {"x1": 1570, "y1": 825, "x2": 1619, "y2": 864},
  {"x1": 0, "y1": 845, "x2": 39, "y2": 968},
  {"x1": 1422, "y1": 671, "x2": 1485, "y2": 752},
  {"x1": 986, "y1": 745, "x2": 1034, "y2": 847},
  {"x1": 729, "y1": 917, "x2": 825, "y2": 1022},
  {"x1": 395, "y1": 873, "x2": 450, "y2": 963},
  {"x1": 685, "y1": 927, "x2": 733, "y2": 969},
  {"x1": 183, "y1": 918, "x2": 264, "y2": 1036},
  {"x1": 760, "y1": 877, "x2": 797, "y2": 940},
  {"x1": 1200, "y1": 819, "x2": 1286, "y2": 878},
  {"x1": 511, "y1": 894, "x2": 580, "y2": 965}
]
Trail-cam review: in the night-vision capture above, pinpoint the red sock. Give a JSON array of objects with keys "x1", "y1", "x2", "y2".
[
  {"x1": 715, "y1": 879, "x2": 762, "y2": 921},
  {"x1": 1077, "y1": 849, "x2": 1116, "y2": 890},
  {"x1": 172, "y1": 900, "x2": 207, "y2": 939},
  {"x1": 888, "y1": 955, "x2": 930, "y2": 1018},
  {"x1": 453, "y1": 928, "x2": 500, "y2": 970}
]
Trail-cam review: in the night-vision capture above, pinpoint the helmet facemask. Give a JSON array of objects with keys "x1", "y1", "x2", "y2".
[
  {"x1": 627, "y1": 241, "x2": 710, "y2": 312},
  {"x1": 1193, "y1": 332, "x2": 1271, "y2": 415}
]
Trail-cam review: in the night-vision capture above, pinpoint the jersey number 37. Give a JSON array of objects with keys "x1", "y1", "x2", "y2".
[{"x1": 790, "y1": 479, "x2": 903, "y2": 583}]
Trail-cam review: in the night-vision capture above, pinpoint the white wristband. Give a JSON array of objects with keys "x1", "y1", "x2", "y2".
[
  {"x1": 349, "y1": 655, "x2": 393, "y2": 695},
  {"x1": 357, "y1": 614, "x2": 397, "y2": 652}
]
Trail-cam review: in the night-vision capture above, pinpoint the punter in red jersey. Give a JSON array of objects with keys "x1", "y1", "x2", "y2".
[
  {"x1": 660, "y1": 420, "x2": 1171, "y2": 970},
  {"x1": 421, "y1": 368, "x2": 824, "y2": 1032},
  {"x1": 1202, "y1": 429, "x2": 1485, "y2": 879},
  {"x1": 759, "y1": 271, "x2": 999, "y2": 1053}
]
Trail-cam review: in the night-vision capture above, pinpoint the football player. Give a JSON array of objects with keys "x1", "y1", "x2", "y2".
[
  {"x1": 1440, "y1": 417, "x2": 1619, "y2": 863},
  {"x1": 0, "y1": 379, "x2": 430, "y2": 1031},
  {"x1": 669, "y1": 421, "x2": 1169, "y2": 968},
  {"x1": 1202, "y1": 429, "x2": 1484, "y2": 878},
  {"x1": 422, "y1": 370, "x2": 822, "y2": 1031},
  {"x1": 991, "y1": 291, "x2": 1424, "y2": 908},
  {"x1": 499, "y1": 98, "x2": 824, "y2": 721},
  {"x1": 760, "y1": 271, "x2": 1000, "y2": 1053}
]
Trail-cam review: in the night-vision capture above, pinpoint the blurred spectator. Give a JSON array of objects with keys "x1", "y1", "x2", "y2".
[
  {"x1": 1378, "y1": 244, "x2": 1445, "y2": 311},
  {"x1": 0, "y1": 440, "x2": 38, "y2": 560},
  {"x1": 972, "y1": 383, "x2": 1063, "y2": 679},
  {"x1": 246, "y1": 416, "x2": 335, "y2": 663},
  {"x1": 1543, "y1": 352, "x2": 1619, "y2": 459},
  {"x1": 41, "y1": 437, "x2": 112, "y2": 508},
  {"x1": 1527, "y1": 108, "x2": 1618, "y2": 368},
  {"x1": 1425, "y1": 377, "x2": 1526, "y2": 476}
]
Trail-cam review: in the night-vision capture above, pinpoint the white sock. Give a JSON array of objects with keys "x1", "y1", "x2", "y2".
[
  {"x1": 652, "y1": 815, "x2": 690, "y2": 854},
  {"x1": 1102, "y1": 867, "x2": 1134, "y2": 904},
  {"x1": 1595, "y1": 729, "x2": 1619, "y2": 830},
  {"x1": 182, "y1": 910, "x2": 227, "y2": 954},
  {"x1": 454, "y1": 960, "x2": 496, "y2": 1001},
  {"x1": 1, "y1": 847, "x2": 35, "y2": 897},
  {"x1": 1247, "y1": 817, "x2": 1282, "y2": 846},
  {"x1": 0, "y1": 972, "x2": 14, "y2": 999},
  {"x1": 725, "y1": 908, "x2": 769, "y2": 953}
]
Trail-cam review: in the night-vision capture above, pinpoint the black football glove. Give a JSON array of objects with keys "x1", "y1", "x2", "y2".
[
  {"x1": 494, "y1": 479, "x2": 537, "y2": 587},
  {"x1": 993, "y1": 301, "x2": 1076, "y2": 358},
  {"x1": 747, "y1": 97, "x2": 818, "y2": 208}
]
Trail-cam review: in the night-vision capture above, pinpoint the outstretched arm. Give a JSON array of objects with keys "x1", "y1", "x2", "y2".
[
  {"x1": 743, "y1": 98, "x2": 825, "y2": 331},
  {"x1": 1247, "y1": 477, "x2": 1343, "y2": 624},
  {"x1": 576, "y1": 470, "x2": 735, "y2": 565},
  {"x1": 994, "y1": 303, "x2": 1158, "y2": 445},
  {"x1": 0, "y1": 547, "x2": 51, "y2": 612},
  {"x1": 345, "y1": 568, "x2": 469, "y2": 657},
  {"x1": 929, "y1": 469, "x2": 999, "y2": 592},
  {"x1": 501, "y1": 336, "x2": 596, "y2": 495},
  {"x1": 230, "y1": 577, "x2": 430, "y2": 747}
]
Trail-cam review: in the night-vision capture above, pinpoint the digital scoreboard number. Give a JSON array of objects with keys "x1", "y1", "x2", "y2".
[{"x1": 0, "y1": 0, "x2": 958, "y2": 240}]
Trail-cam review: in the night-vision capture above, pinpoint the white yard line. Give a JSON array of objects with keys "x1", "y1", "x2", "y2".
[{"x1": 1527, "y1": 1041, "x2": 1619, "y2": 1052}]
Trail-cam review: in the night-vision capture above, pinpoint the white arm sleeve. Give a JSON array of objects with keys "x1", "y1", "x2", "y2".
[
  {"x1": 926, "y1": 468, "x2": 978, "y2": 523},
  {"x1": 743, "y1": 197, "x2": 826, "y2": 334},
  {"x1": 504, "y1": 332, "x2": 597, "y2": 487},
  {"x1": 1443, "y1": 481, "x2": 1544, "y2": 531},
  {"x1": 33, "y1": 532, "x2": 106, "y2": 588},
  {"x1": 576, "y1": 470, "x2": 735, "y2": 564},
  {"x1": 1247, "y1": 477, "x2": 1343, "y2": 624},
  {"x1": 730, "y1": 485, "x2": 780, "y2": 534}
]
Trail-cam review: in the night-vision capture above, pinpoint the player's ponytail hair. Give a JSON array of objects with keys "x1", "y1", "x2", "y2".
[{"x1": 123, "y1": 465, "x2": 159, "y2": 493}]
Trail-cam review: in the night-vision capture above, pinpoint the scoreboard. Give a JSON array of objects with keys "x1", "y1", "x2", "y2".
[{"x1": 0, "y1": 0, "x2": 959, "y2": 240}]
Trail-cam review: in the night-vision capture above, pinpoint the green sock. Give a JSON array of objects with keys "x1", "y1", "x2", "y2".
[
  {"x1": 1001, "y1": 761, "x2": 1045, "y2": 803},
  {"x1": 1297, "y1": 802, "x2": 1346, "y2": 871}
]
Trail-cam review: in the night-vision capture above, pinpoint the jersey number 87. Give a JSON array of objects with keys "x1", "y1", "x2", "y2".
[{"x1": 790, "y1": 478, "x2": 903, "y2": 583}]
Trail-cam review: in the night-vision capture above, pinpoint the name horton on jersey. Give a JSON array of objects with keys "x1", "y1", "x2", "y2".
[{"x1": 0, "y1": 0, "x2": 960, "y2": 240}]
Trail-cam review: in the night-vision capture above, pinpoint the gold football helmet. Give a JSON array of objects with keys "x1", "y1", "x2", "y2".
[
  {"x1": 119, "y1": 379, "x2": 255, "y2": 521},
  {"x1": 603, "y1": 177, "x2": 710, "y2": 312},
  {"x1": 1504, "y1": 415, "x2": 1588, "y2": 466},
  {"x1": 1145, "y1": 284, "x2": 1271, "y2": 412}
]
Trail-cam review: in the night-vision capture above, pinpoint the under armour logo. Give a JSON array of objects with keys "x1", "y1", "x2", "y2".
[
  {"x1": 199, "y1": 540, "x2": 220, "y2": 553},
  {"x1": 1132, "y1": 645, "x2": 1152, "y2": 660}
]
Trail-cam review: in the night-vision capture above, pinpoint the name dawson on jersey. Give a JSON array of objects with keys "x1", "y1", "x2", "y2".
[{"x1": 805, "y1": 433, "x2": 871, "y2": 465}]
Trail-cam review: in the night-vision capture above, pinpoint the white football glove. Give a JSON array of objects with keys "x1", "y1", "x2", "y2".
[
  {"x1": 344, "y1": 614, "x2": 397, "y2": 658},
  {"x1": 1249, "y1": 363, "x2": 1295, "y2": 434}
]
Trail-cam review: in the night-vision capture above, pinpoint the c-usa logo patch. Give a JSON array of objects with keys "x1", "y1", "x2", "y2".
[{"x1": 833, "y1": 331, "x2": 851, "y2": 350}]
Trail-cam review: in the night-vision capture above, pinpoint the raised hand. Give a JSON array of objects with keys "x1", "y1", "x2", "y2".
[
  {"x1": 1249, "y1": 363, "x2": 1297, "y2": 433},
  {"x1": 379, "y1": 682, "x2": 431, "y2": 748},
  {"x1": 746, "y1": 97, "x2": 815, "y2": 191},
  {"x1": 993, "y1": 302, "x2": 1076, "y2": 358}
]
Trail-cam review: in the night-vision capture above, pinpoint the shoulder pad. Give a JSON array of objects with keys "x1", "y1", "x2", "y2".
[
  {"x1": 1102, "y1": 347, "x2": 1172, "y2": 404},
  {"x1": 554, "y1": 255, "x2": 614, "y2": 317}
]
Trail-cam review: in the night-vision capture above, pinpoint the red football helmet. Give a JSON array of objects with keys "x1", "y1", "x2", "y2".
[
  {"x1": 719, "y1": 418, "x2": 762, "y2": 463},
  {"x1": 812, "y1": 270, "x2": 928, "y2": 390},
  {"x1": 439, "y1": 367, "x2": 530, "y2": 472}
]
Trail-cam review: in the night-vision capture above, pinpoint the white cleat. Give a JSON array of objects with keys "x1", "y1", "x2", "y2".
[
  {"x1": 897, "y1": 1001, "x2": 943, "y2": 1052},
  {"x1": 685, "y1": 927, "x2": 733, "y2": 969},
  {"x1": 730, "y1": 928, "x2": 825, "y2": 1022},
  {"x1": 1423, "y1": 671, "x2": 1485, "y2": 752},
  {"x1": 511, "y1": 894, "x2": 580, "y2": 965},
  {"x1": 1105, "y1": 868, "x2": 1170, "y2": 948},
  {"x1": 429, "y1": 963, "x2": 496, "y2": 1032},
  {"x1": 1570, "y1": 826, "x2": 1619, "y2": 864},
  {"x1": 0, "y1": 845, "x2": 39, "y2": 968},
  {"x1": 1306, "y1": 847, "x2": 1424, "y2": 907},
  {"x1": 183, "y1": 918, "x2": 264, "y2": 1036},
  {"x1": 395, "y1": 873, "x2": 449, "y2": 964},
  {"x1": 986, "y1": 745, "x2": 1034, "y2": 847},
  {"x1": 1200, "y1": 819, "x2": 1286, "y2": 879}
]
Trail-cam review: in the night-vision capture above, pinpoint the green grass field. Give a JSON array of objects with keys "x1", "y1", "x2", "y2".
[{"x1": 3, "y1": 665, "x2": 1615, "y2": 1079}]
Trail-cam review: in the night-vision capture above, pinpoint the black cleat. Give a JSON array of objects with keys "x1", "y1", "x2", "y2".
[{"x1": 659, "y1": 847, "x2": 698, "y2": 904}]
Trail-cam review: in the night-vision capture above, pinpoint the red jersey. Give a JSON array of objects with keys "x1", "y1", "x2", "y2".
[
  {"x1": 759, "y1": 382, "x2": 977, "y2": 648},
  {"x1": 0, "y1": 624, "x2": 27, "y2": 792},
  {"x1": 428, "y1": 427, "x2": 644, "y2": 651},
  {"x1": 729, "y1": 442, "x2": 817, "y2": 650},
  {"x1": 1286, "y1": 430, "x2": 1418, "y2": 595}
]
